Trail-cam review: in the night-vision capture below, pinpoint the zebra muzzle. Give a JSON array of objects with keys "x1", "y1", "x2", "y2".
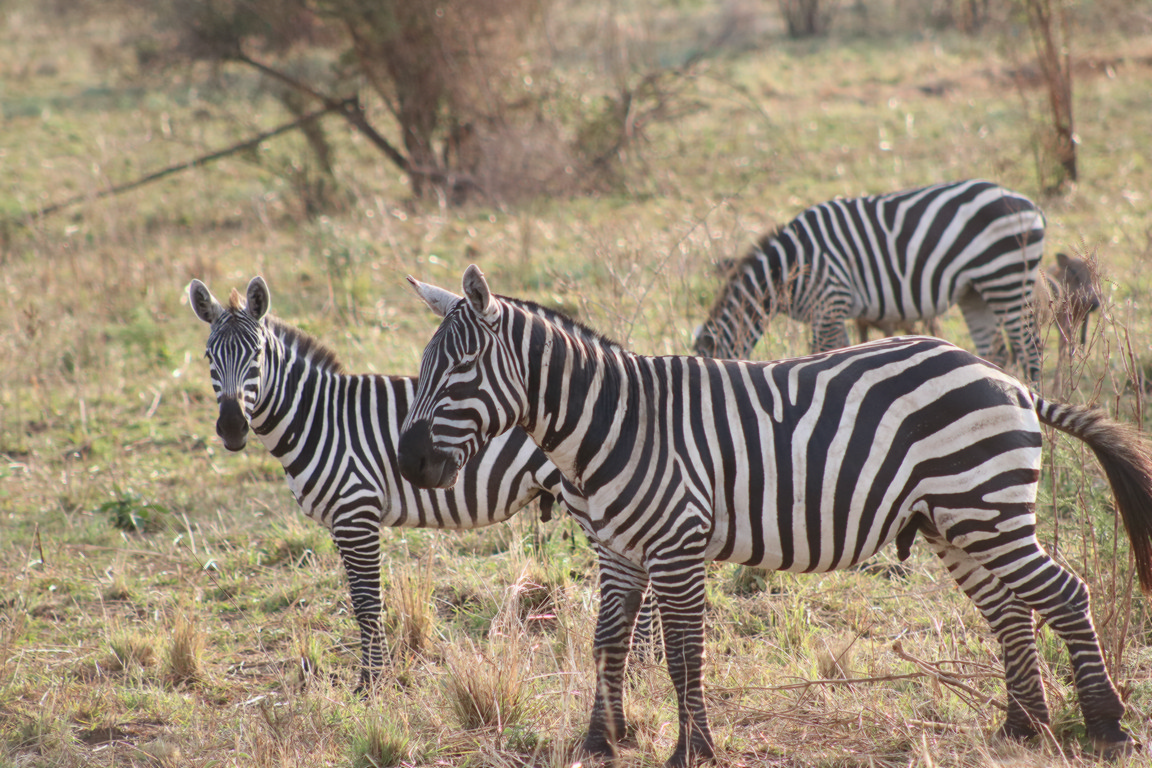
[
  {"x1": 397, "y1": 419, "x2": 460, "y2": 489},
  {"x1": 216, "y1": 397, "x2": 249, "y2": 451}
]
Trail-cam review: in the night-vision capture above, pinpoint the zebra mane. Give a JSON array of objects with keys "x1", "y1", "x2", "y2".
[
  {"x1": 500, "y1": 295, "x2": 626, "y2": 352},
  {"x1": 751, "y1": 225, "x2": 790, "y2": 265},
  {"x1": 265, "y1": 315, "x2": 346, "y2": 374}
]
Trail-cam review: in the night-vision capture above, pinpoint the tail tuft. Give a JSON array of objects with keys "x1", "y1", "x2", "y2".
[{"x1": 1037, "y1": 396, "x2": 1152, "y2": 594}]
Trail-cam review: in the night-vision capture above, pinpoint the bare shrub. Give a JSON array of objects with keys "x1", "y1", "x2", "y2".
[
  {"x1": 778, "y1": 0, "x2": 836, "y2": 38},
  {"x1": 1015, "y1": 0, "x2": 1077, "y2": 193}
]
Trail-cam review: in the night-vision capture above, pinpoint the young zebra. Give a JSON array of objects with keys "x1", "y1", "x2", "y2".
[
  {"x1": 398, "y1": 265, "x2": 1152, "y2": 767},
  {"x1": 190, "y1": 276, "x2": 592, "y2": 690},
  {"x1": 694, "y1": 179, "x2": 1046, "y2": 383},
  {"x1": 190, "y1": 277, "x2": 661, "y2": 690}
]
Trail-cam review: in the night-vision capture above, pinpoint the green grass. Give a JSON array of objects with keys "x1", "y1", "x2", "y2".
[{"x1": 3, "y1": 1, "x2": 1152, "y2": 766}]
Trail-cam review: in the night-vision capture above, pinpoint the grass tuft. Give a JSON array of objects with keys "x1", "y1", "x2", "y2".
[
  {"x1": 443, "y1": 639, "x2": 529, "y2": 731},
  {"x1": 385, "y1": 557, "x2": 437, "y2": 658},
  {"x1": 348, "y1": 714, "x2": 413, "y2": 768},
  {"x1": 165, "y1": 614, "x2": 205, "y2": 685},
  {"x1": 107, "y1": 629, "x2": 158, "y2": 671}
]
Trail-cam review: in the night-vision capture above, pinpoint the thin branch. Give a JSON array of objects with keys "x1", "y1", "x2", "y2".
[
  {"x1": 20, "y1": 98, "x2": 353, "y2": 223},
  {"x1": 232, "y1": 51, "x2": 411, "y2": 173}
]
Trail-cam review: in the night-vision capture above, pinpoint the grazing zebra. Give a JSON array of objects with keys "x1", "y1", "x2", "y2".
[
  {"x1": 397, "y1": 265, "x2": 1152, "y2": 767},
  {"x1": 189, "y1": 276, "x2": 598, "y2": 690},
  {"x1": 694, "y1": 179, "x2": 1046, "y2": 383}
]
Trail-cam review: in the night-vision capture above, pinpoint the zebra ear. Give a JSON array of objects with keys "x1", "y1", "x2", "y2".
[
  {"x1": 462, "y1": 264, "x2": 496, "y2": 321},
  {"x1": 407, "y1": 275, "x2": 462, "y2": 318},
  {"x1": 246, "y1": 276, "x2": 271, "y2": 321},
  {"x1": 189, "y1": 279, "x2": 224, "y2": 324}
]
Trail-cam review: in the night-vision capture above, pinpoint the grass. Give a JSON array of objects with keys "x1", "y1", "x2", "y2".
[{"x1": 3, "y1": 0, "x2": 1152, "y2": 766}]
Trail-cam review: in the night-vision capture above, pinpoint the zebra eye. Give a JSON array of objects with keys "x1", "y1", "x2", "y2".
[{"x1": 455, "y1": 358, "x2": 476, "y2": 374}]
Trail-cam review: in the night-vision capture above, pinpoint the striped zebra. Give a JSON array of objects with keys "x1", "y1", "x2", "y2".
[
  {"x1": 694, "y1": 179, "x2": 1047, "y2": 383},
  {"x1": 397, "y1": 265, "x2": 1152, "y2": 767},
  {"x1": 189, "y1": 276, "x2": 608, "y2": 690}
]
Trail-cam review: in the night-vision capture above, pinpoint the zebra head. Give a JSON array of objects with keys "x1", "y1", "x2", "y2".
[
  {"x1": 398, "y1": 266, "x2": 526, "y2": 489},
  {"x1": 693, "y1": 239, "x2": 787, "y2": 360},
  {"x1": 189, "y1": 276, "x2": 270, "y2": 451}
]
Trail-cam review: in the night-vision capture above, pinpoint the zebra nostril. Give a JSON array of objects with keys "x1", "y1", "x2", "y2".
[{"x1": 398, "y1": 420, "x2": 458, "y2": 488}]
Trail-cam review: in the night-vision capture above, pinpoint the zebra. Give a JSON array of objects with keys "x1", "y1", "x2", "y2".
[
  {"x1": 397, "y1": 265, "x2": 1152, "y2": 767},
  {"x1": 693, "y1": 179, "x2": 1047, "y2": 383},
  {"x1": 189, "y1": 276, "x2": 613, "y2": 690}
]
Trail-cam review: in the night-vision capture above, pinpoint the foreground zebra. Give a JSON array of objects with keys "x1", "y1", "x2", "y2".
[
  {"x1": 694, "y1": 179, "x2": 1046, "y2": 383},
  {"x1": 189, "y1": 276, "x2": 592, "y2": 689},
  {"x1": 398, "y1": 265, "x2": 1152, "y2": 767}
]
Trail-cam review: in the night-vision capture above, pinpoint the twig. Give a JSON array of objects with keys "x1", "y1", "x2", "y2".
[
  {"x1": 34, "y1": 523, "x2": 46, "y2": 567},
  {"x1": 892, "y1": 641, "x2": 1007, "y2": 712}
]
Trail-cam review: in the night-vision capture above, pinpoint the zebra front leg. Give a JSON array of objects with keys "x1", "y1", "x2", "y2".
[
  {"x1": 331, "y1": 524, "x2": 385, "y2": 693},
  {"x1": 650, "y1": 557, "x2": 714, "y2": 768},
  {"x1": 583, "y1": 553, "x2": 648, "y2": 759}
]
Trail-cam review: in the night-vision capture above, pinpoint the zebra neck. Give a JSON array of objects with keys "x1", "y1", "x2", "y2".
[
  {"x1": 520, "y1": 320, "x2": 632, "y2": 487},
  {"x1": 249, "y1": 335, "x2": 332, "y2": 462}
]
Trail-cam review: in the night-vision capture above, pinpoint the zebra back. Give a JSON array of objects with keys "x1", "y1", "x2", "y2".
[{"x1": 694, "y1": 180, "x2": 1046, "y2": 382}]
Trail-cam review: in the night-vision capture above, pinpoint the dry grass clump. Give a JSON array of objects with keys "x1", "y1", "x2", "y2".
[
  {"x1": 441, "y1": 578, "x2": 542, "y2": 732},
  {"x1": 386, "y1": 557, "x2": 438, "y2": 658},
  {"x1": 164, "y1": 614, "x2": 205, "y2": 685},
  {"x1": 107, "y1": 629, "x2": 158, "y2": 672},
  {"x1": 348, "y1": 713, "x2": 413, "y2": 768},
  {"x1": 443, "y1": 638, "x2": 531, "y2": 731}
]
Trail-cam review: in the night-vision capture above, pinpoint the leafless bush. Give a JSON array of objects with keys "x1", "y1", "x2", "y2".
[
  {"x1": 1015, "y1": 0, "x2": 1077, "y2": 193},
  {"x1": 778, "y1": 0, "x2": 836, "y2": 37}
]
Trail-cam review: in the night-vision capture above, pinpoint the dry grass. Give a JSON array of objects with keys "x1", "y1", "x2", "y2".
[{"x1": 3, "y1": 1, "x2": 1152, "y2": 767}]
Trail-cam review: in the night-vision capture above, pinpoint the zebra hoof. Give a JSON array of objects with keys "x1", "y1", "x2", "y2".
[
  {"x1": 664, "y1": 736, "x2": 715, "y2": 768},
  {"x1": 1093, "y1": 737, "x2": 1137, "y2": 761},
  {"x1": 992, "y1": 718, "x2": 1041, "y2": 743},
  {"x1": 1090, "y1": 729, "x2": 1137, "y2": 760},
  {"x1": 580, "y1": 733, "x2": 618, "y2": 761}
]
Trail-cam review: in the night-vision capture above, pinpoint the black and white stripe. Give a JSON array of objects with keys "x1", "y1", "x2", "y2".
[
  {"x1": 190, "y1": 276, "x2": 592, "y2": 690},
  {"x1": 694, "y1": 179, "x2": 1047, "y2": 383},
  {"x1": 399, "y1": 265, "x2": 1152, "y2": 767}
]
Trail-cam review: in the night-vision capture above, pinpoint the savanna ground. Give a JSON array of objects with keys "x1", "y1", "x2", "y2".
[{"x1": 3, "y1": 1, "x2": 1152, "y2": 766}]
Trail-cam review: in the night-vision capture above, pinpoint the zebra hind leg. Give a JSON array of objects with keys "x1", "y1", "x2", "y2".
[
  {"x1": 923, "y1": 531, "x2": 1050, "y2": 739},
  {"x1": 582, "y1": 554, "x2": 648, "y2": 759},
  {"x1": 934, "y1": 524, "x2": 1131, "y2": 754},
  {"x1": 629, "y1": 584, "x2": 663, "y2": 674},
  {"x1": 1016, "y1": 558, "x2": 1131, "y2": 754}
]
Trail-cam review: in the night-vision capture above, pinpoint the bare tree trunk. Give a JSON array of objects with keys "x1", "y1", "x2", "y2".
[{"x1": 1022, "y1": 0, "x2": 1076, "y2": 191}]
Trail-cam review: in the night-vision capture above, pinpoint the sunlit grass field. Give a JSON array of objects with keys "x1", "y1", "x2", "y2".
[{"x1": 3, "y1": 2, "x2": 1152, "y2": 766}]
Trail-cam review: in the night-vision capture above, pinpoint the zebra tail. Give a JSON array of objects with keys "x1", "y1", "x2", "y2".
[{"x1": 1036, "y1": 396, "x2": 1152, "y2": 594}]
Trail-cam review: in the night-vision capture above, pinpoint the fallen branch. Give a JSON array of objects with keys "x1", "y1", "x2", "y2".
[
  {"x1": 893, "y1": 640, "x2": 1007, "y2": 712},
  {"x1": 19, "y1": 97, "x2": 354, "y2": 223}
]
